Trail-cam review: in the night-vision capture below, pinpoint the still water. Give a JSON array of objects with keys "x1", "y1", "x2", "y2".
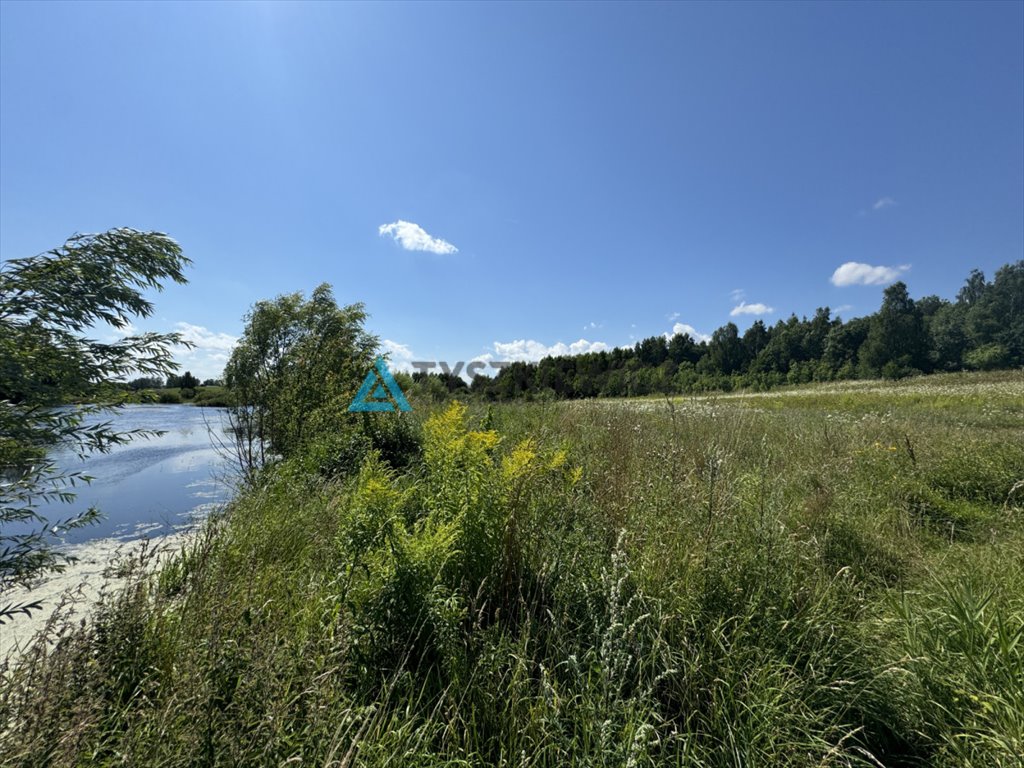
[{"x1": 28, "y1": 405, "x2": 234, "y2": 544}]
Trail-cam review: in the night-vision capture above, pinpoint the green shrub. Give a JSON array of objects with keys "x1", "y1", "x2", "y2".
[
  {"x1": 358, "y1": 411, "x2": 422, "y2": 470},
  {"x1": 190, "y1": 386, "x2": 233, "y2": 407},
  {"x1": 965, "y1": 343, "x2": 1010, "y2": 371},
  {"x1": 341, "y1": 403, "x2": 583, "y2": 681}
]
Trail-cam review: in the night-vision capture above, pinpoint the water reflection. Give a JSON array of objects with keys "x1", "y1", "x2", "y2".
[{"x1": 21, "y1": 405, "x2": 234, "y2": 544}]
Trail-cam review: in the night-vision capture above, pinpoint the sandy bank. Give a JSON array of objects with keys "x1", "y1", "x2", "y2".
[{"x1": 1, "y1": 531, "x2": 191, "y2": 661}]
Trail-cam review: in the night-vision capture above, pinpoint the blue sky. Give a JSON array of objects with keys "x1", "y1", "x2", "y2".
[{"x1": 2, "y1": 1, "x2": 1022, "y2": 379}]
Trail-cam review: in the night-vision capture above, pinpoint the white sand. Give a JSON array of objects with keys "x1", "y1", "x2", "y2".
[{"x1": 1, "y1": 531, "x2": 191, "y2": 661}]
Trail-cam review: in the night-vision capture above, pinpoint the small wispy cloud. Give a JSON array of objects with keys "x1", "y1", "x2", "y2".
[
  {"x1": 730, "y1": 301, "x2": 774, "y2": 317},
  {"x1": 834, "y1": 304, "x2": 854, "y2": 315},
  {"x1": 666, "y1": 322, "x2": 710, "y2": 343},
  {"x1": 831, "y1": 261, "x2": 910, "y2": 287},
  {"x1": 583, "y1": 320, "x2": 604, "y2": 330},
  {"x1": 378, "y1": 220, "x2": 458, "y2": 255},
  {"x1": 729, "y1": 288, "x2": 746, "y2": 302},
  {"x1": 667, "y1": 311, "x2": 681, "y2": 322},
  {"x1": 872, "y1": 197, "x2": 897, "y2": 211}
]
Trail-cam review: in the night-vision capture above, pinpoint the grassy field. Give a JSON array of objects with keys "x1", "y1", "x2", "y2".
[{"x1": 2, "y1": 371, "x2": 1022, "y2": 766}]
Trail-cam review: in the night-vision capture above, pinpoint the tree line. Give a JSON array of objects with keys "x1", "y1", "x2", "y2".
[
  {"x1": 125, "y1": 372, "x2": 222, "y2": 391},
  {"x1": 453, "y1": 262, "x2": 1022, "y2": 400}
]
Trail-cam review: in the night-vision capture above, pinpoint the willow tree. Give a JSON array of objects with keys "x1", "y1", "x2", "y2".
[
  {"x1": 0, "y1": 229, "x2": 190, "y2": 622},
  {"x1": 223, "y1": 283, "x2": 379, "y2": 478}
]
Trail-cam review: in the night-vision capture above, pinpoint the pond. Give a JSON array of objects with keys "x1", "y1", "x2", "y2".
[{"x1": 20, "y1": 404, "x2": 235, "y2": 544}]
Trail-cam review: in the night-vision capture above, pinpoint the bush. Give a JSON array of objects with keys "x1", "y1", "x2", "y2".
[
  {"x1": 190, "y1": 386, "x2": 233, "y2": 407},
  {"x1": 342, "y1": 403, "x2": 583, "y2": 677},
  {"x1": 965, "y1": 343, "x2": 1010, "y2": 371},
  {"x1": 882, "y1": 359, "x2": 919, "y2": 380}
]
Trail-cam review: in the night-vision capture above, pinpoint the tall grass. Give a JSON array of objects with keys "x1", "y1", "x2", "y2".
[{"x1": 2, "y1": 374, "x2": 1022, "y2": 766}]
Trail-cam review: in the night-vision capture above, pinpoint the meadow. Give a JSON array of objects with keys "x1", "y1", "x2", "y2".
[{"x1": 2, "y1": 371, "x2": 1022, "y2": 767}]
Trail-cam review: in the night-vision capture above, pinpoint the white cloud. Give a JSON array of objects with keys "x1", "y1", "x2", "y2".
[
  {"x1": 493, "y1": 338, "x2": 610, "y2": 362},
  {"x1": 382, "y1": 339, "x2": 415, "y2": 372},
  {"x1": 872, "y1": 197, "x2": 897, "y2": 211},
  {"x1": 378, "y1": 220, "x2": 458, "y2": 254},
  {"x1": 583, "y1": 320, "x2": 603, "y2": 330},
  {"x1": 172, "y1": 322, "x2": 239, "y2": 381},
  {"x1": 667, "y1": 311, "x2": 680, "y2": 321},
  {"x1": 834, "y1": 304, "x2": 854, "y2": 315},
  {"x1": 830, "y1": 261, "x2": 910, "y2": 287},
  {"x1": 730, "y1": 301, "x2": 774, "y2": 317},
  {"x1": 667, "y1": 322, "x2": 710, "y2": 343},
  {"x1": 729, "y1": 288, "x2": 746, "y2": 302},
  {"x1": 175, "y1": 322, "x2": 237, "y2": 352}
]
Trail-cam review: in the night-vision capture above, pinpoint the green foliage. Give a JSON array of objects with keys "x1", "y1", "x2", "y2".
[
  {"x1": 0, "y1": 229, "x2": 190, "y2": 623},
  {"x1": 3, "y1": 371, "x2": 1022, "y2": 766},
  {"x1": 965, "y1": 343, "x2": 1011, "y2": 371},
  {"x1": 165, "y1": 370, "x2": 199, "y2": 389},
  {"x1": 223, "y1": 283, "x2": 379, "y2": 475},
  {"x1": 860, "y1": 281, "x2": 928, "y2": 376},
  {"x1": 341, "y1": 403, "x2": 582, "y2": 678},
  {"x1": 127, "y1": 376, "x2": 164, "y2": 391},
  {"x1": 189, "y1": 385, "x2": 233, "y2": 407},
  {"x1": 357, "y1": 411, "x2": 422, "y2": 470},
  {"x1": 895, "y1": 575, "x2": 1024, "y2": 765},
  {"x1": 477, "y1": 261, "x2": 1023, "y2": 401}
]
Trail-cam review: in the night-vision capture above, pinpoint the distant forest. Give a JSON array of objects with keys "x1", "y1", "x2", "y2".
[{"x1": 428, "y1": 261, "x2": 1022, "y2": 400}]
